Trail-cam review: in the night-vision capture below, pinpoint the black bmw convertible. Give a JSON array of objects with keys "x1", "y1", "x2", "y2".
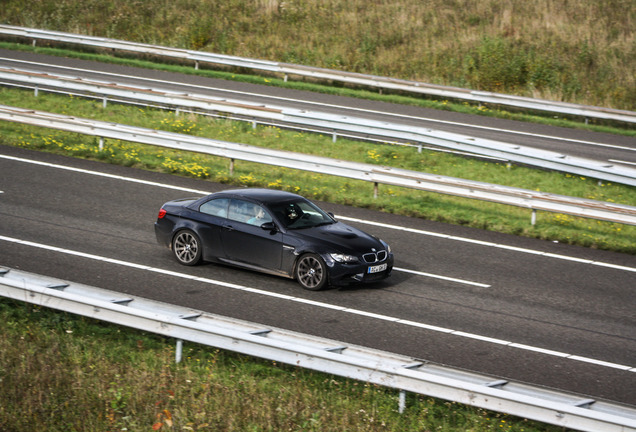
[{"x1": 155, "y1": 188, "x2": 393, "y2": 290}]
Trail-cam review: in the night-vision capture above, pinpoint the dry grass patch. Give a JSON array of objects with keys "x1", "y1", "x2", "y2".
[{"x1": 1, "y1": 0, "x2": 634, "y2": 108}]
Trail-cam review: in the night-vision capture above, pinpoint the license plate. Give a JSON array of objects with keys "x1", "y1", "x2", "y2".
[{"x1": 368, "y1": 263, "x2": 387, "y2": 274}]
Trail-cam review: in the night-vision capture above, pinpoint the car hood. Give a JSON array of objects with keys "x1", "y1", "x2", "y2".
[{"x1": 290, "y1": 221, "x2": 385, "y2": 254}]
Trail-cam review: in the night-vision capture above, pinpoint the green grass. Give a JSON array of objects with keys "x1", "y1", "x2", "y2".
[
  {"x1": 0, "y1": 297, "x2": 571, "y2": 432},
  {"x1": 1, "y1": 0, "x2": 634, "y2": 110},
  {"x1": 1, "y1": 40, "x2": 634, "y2": 137},
  {"x1": 1, "y1": 87, "x2": 635, "y2": 254}
]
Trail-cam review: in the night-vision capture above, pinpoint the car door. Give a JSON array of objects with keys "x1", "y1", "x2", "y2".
[
  {"x1": 219, "y1": 199, "x2": 283, "y2": 270},
  {"x1": 189, "y1": 197, "x2": 229, "y2": 259}
]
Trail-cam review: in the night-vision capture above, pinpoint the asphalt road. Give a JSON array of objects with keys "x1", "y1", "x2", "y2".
[
  {"x1": 1, "y1": 48, "x2": 635, "y2": 167},
  {"x1": 1, "y1": 144, "x2": 634, "y2": 406}
]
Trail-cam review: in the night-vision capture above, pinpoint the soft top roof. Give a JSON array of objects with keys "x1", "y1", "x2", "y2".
[{"x1": 212, "y1": 188, "x2": 303, "y2": 204}]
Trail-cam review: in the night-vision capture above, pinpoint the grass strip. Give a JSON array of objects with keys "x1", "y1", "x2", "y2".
[
  {"x1": 1, "y1": 0, "x2": 635, "y2": 110},
  {"x1": 0, "y1": 297, "x2": 570, "y2": 431}
]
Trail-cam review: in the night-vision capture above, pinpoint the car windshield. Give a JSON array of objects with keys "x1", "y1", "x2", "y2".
[{"x1": 267, "y1": 199, "x2": 334, "y2": 229}]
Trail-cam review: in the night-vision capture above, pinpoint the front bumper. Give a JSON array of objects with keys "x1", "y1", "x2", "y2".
[{"x1": 324, "y1": 253, "x2": 394, "y2": 286}]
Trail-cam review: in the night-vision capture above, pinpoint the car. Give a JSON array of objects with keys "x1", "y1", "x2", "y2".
[{"x1": 154, "y1": 188, "x2": 393, "y2": 290}]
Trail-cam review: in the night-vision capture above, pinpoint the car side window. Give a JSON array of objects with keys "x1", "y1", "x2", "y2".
[
  {"x1": 229, "y1": 199, "x2": 272, "y2": 225},
  {"x1": 199, "y1": 198, "x2": 229, "y2": 218}
]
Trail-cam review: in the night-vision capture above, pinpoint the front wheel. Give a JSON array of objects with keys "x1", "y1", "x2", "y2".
[
  {"x1": 172, "y1": 230, "x2": 202, "y2": 266},
  {"x1": 295, "y1": 253, "x2": 328, "y2": 290}
]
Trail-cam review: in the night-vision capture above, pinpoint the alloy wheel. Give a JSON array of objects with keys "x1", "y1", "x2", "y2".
[
  {"x1": 173, "y1": 230, "x2": 201, "y2": 265},
  {"x1": 296, "y1": 254, "x2": 327, "y2": 290}
]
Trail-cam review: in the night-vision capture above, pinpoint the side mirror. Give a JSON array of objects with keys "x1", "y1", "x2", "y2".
[{"x1": 260, "y1": 222, "x2": 277, "y2": 232}]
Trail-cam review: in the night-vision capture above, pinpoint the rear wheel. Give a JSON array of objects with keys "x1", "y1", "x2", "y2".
[
  {"x1": 172, "y1": 230, "x2": 202, "y2": 266},
  {"x1": 295, "y1": 253, "x2": 328, "y2": 290}
]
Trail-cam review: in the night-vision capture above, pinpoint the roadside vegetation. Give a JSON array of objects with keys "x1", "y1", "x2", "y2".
[
  {"x1": 0, "y1": 3, "x2": 633, "y2": 430},
  {"x1": 0, "y1": 298, "x2": 572, "y2": 432},
  {"x1": 1, "y1": 87, "x2": 635, "y2": 254},
  {"x1": 1, "y1": 40, "x2": 634, "y2": 138},
  {"x1": 0, "y1": 0, "x2": 634, "y2": 110}
]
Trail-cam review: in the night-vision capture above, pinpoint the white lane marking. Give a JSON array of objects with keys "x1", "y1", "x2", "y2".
[
  {"x1": 2, "y1": 153, "x2": 635, "y2": 274},
  {"x1": 1, "y1": 234, "x2": 633, "y2": 373},
  {"x1": 337, "y1": 216, "x2": 636, "y2": 273},
  {"x1": 0, "y1": 154, "x2": 488, "y2": 287},
  {"x1": 394, "y1": 267, "x2": 490, "y2": 288},
  {"x1": 0, "y1": 154, "x2": 212, "y2": 194},
  {"x1": 4, "y1": 57, "x2": 632, "y2": 153}
]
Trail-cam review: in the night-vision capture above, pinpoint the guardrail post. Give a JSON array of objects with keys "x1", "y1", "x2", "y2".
[
  {"x1": 399, "y1": 390, "x2": 407, "y2": 413},
  {"x1": 229, "y1": 158, "x2": 235, "y2": 176},
  {"x1": 531, "y1": 209, "x2": 537, "y2": 226},
  {"x1": 332, "y1": 132, "x2": 337, "y2": 143},
  {"x1": 175, "y1": 339, "x2": 183, "y2": 363},
  {"x1": 34, "y1": 85, "x2": 38, "y2": 97},
  {"x1": 373, "y1": 182, "x2": 378, "y2": 199},
  {"x1": 99, "y1": 137, "x2": 104, "y2": 151},
  {"x1": 102, "y1": 97, "x2": 107, "y2": 109},
  {"x1": 194, "y1": 60, "x2": 199, "y2": 70}
]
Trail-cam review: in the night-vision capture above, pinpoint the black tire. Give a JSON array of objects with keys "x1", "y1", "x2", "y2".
[
  {"x1": 172, "y1": 230, "x2": 202, "y2": 266},
  {"x1": 295, "y1": 253, "x2": 328, "y2": 290}
]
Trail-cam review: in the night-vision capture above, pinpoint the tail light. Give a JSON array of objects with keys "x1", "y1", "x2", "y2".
[{"x1": 158, "y1": 208, "x2": 167, "y2": 219}]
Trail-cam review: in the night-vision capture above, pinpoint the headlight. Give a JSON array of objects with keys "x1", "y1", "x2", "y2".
[{"x1": 329, "y1": 253, "x2": 359, "y2": 263}]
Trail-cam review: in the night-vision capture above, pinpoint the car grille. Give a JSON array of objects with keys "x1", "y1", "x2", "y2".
[{"x1": 362, "y1": 250, "x2": 387, "y2": 263}]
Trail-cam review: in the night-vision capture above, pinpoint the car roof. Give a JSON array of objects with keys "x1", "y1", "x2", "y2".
[{"x1": 213, "y1": 188, "x2": 303, "y2": 204}]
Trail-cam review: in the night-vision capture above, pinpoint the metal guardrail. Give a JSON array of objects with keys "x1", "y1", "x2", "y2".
[
  {"x1": 1, "y1": 104, "x2": 635, "y2": 226},
  {"x1": 1, "y1": 267, "x2": 635, "y2": 432},
  {"x1": 1, "y1": 24, "x2": 635, "y2": 124},
  {"x1": 1, "y1": 66, "x2": 636, "y2": 188}
]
